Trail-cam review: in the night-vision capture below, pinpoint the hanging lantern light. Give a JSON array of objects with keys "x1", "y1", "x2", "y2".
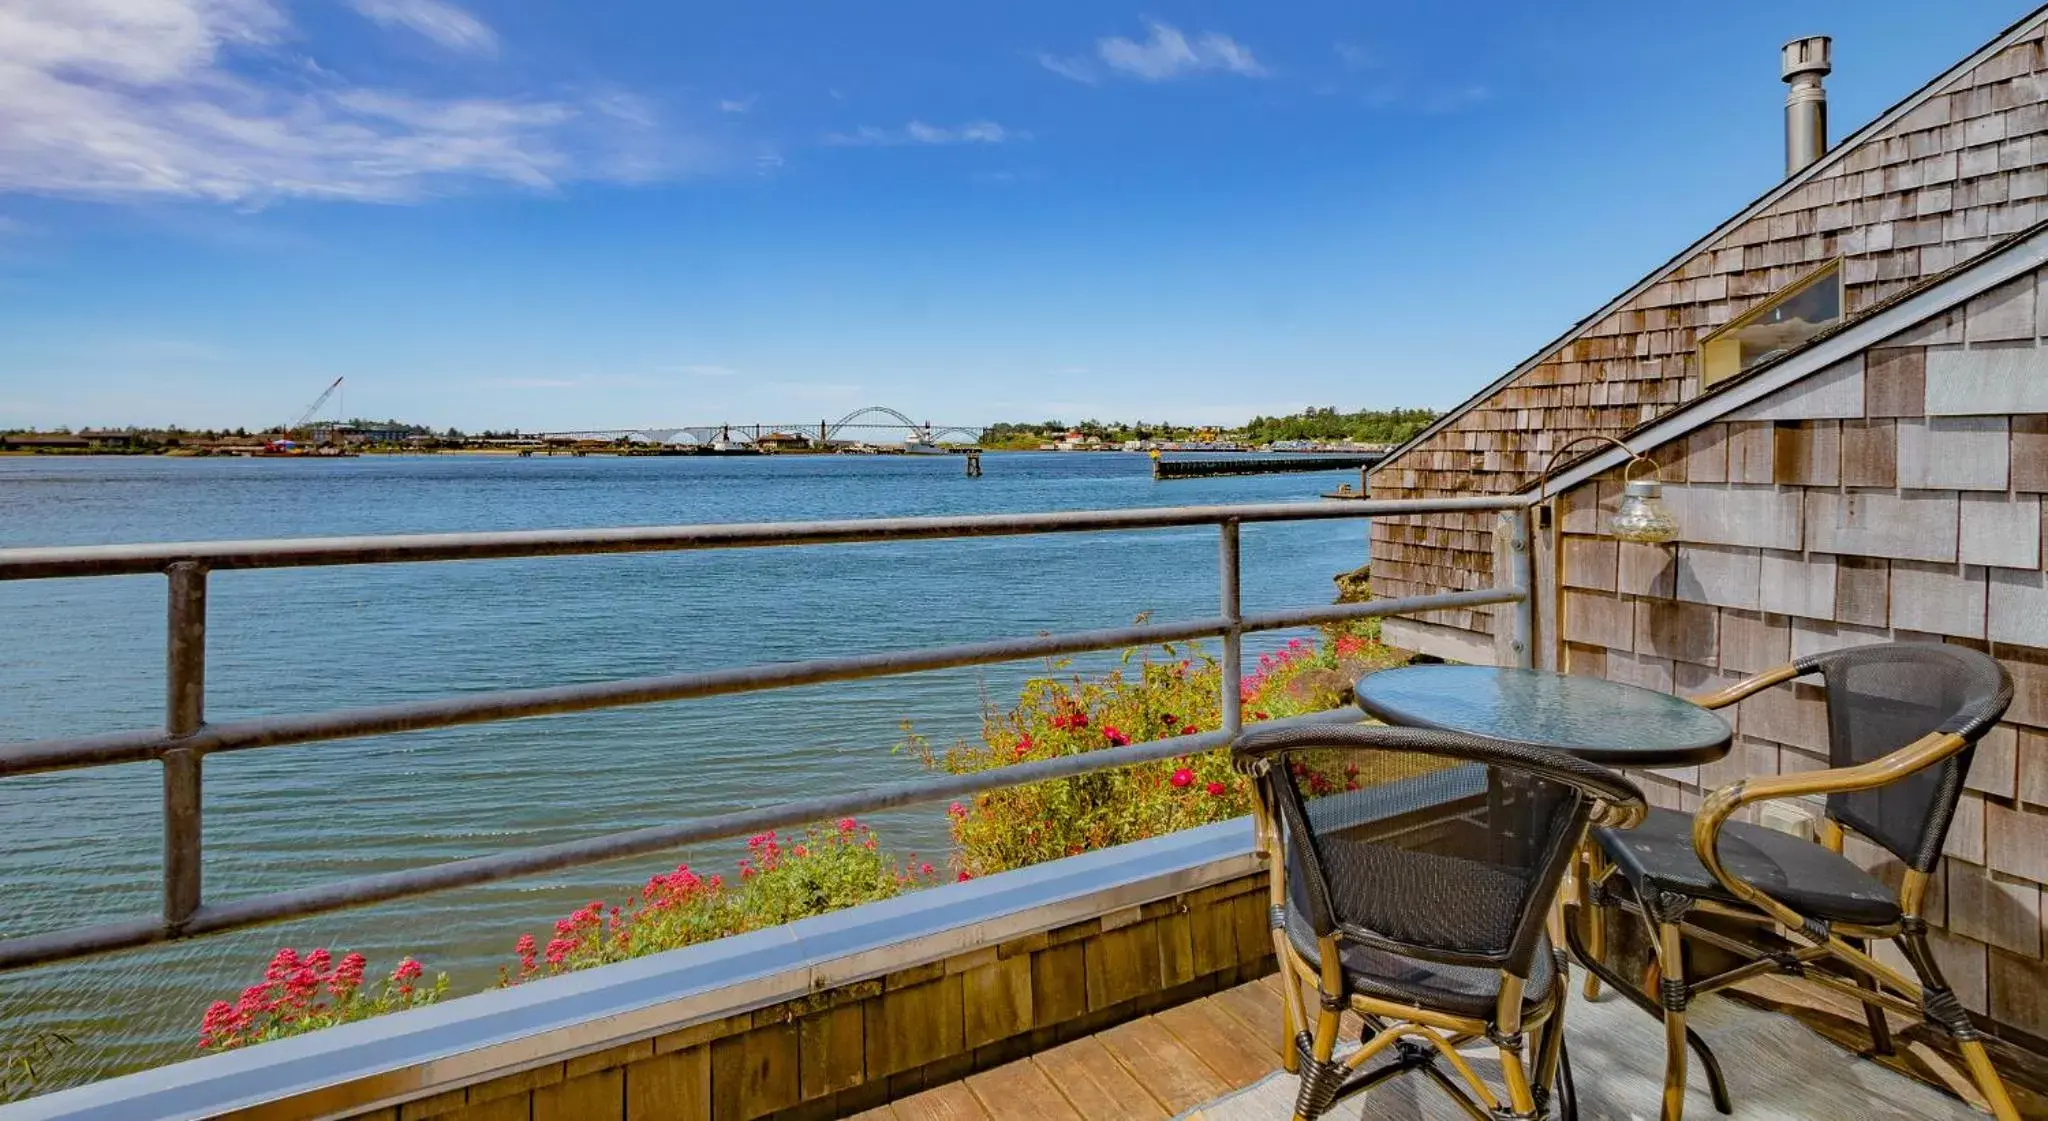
[
  {"x1": 1535, "y1": 434, "x2": 1681, "y2": 544},
  {"x1": 1610, "y1": 475, "x2": 1679, "y2": 543}
]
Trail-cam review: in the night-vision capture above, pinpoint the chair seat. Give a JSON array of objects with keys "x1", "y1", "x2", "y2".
[
  {"x1": 1284, "y1": 903, "x2": 1553, "y2": 1020},
  {"x1": 1593, "y1": 807, "x2": 1902, "y2": 928}
]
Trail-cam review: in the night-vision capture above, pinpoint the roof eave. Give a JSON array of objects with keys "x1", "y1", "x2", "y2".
[
  {"x1": 1525, "y1": 218, "x2": 2048, "y2": 500},
  {"x1": 1369, "y1": 3, "x2": 2048, "y2": 479}
]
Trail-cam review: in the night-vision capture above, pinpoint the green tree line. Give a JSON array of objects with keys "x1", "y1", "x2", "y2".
[{"x1": 982, "y1": 406, "x2": 1436, "y2": 449}]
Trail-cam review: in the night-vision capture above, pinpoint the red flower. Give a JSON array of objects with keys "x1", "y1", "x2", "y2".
[
  {"x1": 1206, "y1": 781, "x2": 1228, "y2": 797},
  {"x1": 1102, "y1": 726, "x2": 1131, "y2": 747},
  {"x1": 393, "y1": 957, "x2": 424, "y2": 983},
  {"x1": 265, "y1": 947, "x2": 298, "y2": 983},
  {"x1": 956, "y1": 870, "x2": 974, "y2": 882},
  {"x1": 1171, "y1": 768, "x2": 1195, "y2": 789},
  {"x1": 838, "y1": 818, "x2": 858, "y2": 833},
  {"x1": 1180, "y1": 724, "x2": 1200, "y2": 736},
  {"x1": 920, "y1": 862, "x2": 935, "y2": 876}
]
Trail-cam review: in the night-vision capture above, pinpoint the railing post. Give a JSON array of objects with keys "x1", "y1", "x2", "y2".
[
  {"x1": 1493, "y1": 508, "x2": 1535, "y2": 669},
  {"x1": 164, "y1": 562, "x2": 207, "y2": 930},
  {"x1": 1219, "y1": 520, "x2": 1242, "y2": 734}
]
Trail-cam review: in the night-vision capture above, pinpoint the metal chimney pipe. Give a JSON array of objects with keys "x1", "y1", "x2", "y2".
[{"x1": 1781, "y1": 36, "x2": 1832, "y2": 177}]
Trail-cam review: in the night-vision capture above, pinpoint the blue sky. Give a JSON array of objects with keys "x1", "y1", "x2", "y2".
[{"x1": 0, "y1": 0, "x2": 2035, "y2": 433}]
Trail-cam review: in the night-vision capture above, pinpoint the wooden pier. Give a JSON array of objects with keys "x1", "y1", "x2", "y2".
[{"x1": 1151, "y1": 454, "x2": 1382, "y2": 480}]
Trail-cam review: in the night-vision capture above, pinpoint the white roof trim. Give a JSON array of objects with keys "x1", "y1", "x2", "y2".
[
  {"x1": 1372, "y1": 4, "x2": 2048, "y2": 478},
  {"x1": 1533, "y1": 222, "x2": 2048, "y2": 499}
]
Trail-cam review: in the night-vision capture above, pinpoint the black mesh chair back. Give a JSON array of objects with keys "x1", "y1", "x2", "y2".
[
  {"x1": 1802, "y1": 643, "x2": 2012, "y2": 872},
  {"x1": 1236, "y1": 723, "x2": 1644, "y2": 979}
]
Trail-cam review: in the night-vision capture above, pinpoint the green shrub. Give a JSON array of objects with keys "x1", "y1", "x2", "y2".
[{"x1": 913, "y1": 624, "x2": 1405, "y2": 877}]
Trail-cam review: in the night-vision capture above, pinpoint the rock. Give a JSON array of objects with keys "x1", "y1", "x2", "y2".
[{"x1": 1332, "y1": 563, "x2": 1372, "y2": 604}]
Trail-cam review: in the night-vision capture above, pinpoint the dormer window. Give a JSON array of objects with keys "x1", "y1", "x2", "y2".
[{"x1": 1700, "y1": 260, "x2": 1842, "y2": 386}]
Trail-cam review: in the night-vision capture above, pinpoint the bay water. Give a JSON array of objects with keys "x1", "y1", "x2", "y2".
[{"x1": 0, "y1": 451, "x2": 1367, "y2": 1084}]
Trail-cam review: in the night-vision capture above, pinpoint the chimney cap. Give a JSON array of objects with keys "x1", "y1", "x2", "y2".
[{"x1": 1782, "y1": 35, "x2": 1832, "y2": 82}]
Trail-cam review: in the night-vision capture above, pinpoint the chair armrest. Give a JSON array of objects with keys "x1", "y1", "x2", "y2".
[
  {"x1": 1689, "y1": 731, "x2": 1968, "y2": 929},
  {"x1": 1684, "y1": 663, "x2": 1802, "y2": 710}
]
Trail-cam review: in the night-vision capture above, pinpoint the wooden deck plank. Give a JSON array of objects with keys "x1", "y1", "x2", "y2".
[
  {"x1": 1029, "y1": 1037, "x2": 1170, "y2": 1121},
  {"x1": 842, "y1": 1107, "x2": 899, "y2": 1120},
  {"x1": 1095, "y1": 1016, "x2": 1233, "y2": 1114},
  {"x1": 964, "y1": 1056, "x2": 1085, "y2": 1121},
  {"x1": 889, "y1": 1082, "x2": 993, "y2": 1121},
  {"x1": 1209, "y1": 979, "x2": 1288, "y2": 1048},
  {"x1": 1154, "y1": 998, "x2": 1283, "y2": 1087}
]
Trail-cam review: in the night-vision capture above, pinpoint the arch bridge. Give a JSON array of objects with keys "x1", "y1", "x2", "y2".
[{"x1": 537, "y1": 409, "x2": 985, "y2": 448}]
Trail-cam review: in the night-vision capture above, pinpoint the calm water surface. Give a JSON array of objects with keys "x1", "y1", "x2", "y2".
[{"x1": 0, "y1": 452, "x2": 1367, "y2": 1083}]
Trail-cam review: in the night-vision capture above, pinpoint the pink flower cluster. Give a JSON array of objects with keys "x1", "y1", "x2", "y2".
[
  {"x1": 1239, "y1": 638, "x2": 1314, "y2": 703},
  {"x1": 199, "y1": 947, "x2": 404, "y2": 1050}
]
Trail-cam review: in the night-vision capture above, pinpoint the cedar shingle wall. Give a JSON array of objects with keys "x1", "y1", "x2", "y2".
[
  {"x1": 1556, "y1": 265, "x2": 2048, "y2": 1045},
  {"x1": 1372, "y1": 24, "x2": 2048, "y2": 649}
]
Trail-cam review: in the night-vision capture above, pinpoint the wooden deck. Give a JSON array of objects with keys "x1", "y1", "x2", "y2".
[
  {"x1": 848, "y1": 973, "x2": 1307, "y2": 1121},
  {"x1": 849, "y1": 970, "x2": 2048, "y2": 1121}
]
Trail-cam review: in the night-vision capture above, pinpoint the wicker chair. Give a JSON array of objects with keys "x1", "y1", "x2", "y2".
[
  {"x1": 1575, "y1": 642, "x2": 2018, "y2": 1121},
  {"x1": 1234, "y1": 723, "x2": 1645, "y2": 1121}
]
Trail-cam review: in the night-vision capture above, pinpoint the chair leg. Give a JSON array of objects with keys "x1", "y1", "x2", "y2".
[
  {"x1": 1291, "y1": 999, "x2": 1346, "y2": 1121},
  {"x1": 1580, "y1": 852, "x2": 1607, "y2": 1001},
  {"x1": 1652, "y1": 921, "x2": 1690, "y2": 1121},
  {"x1": 1895, "y1": 926, "x2": 2021, "y2": 1121},
  {"x1": 1498, "y1": 1037, "x2": 1539, "y2": 1119},
  {"x1": 1845, "y1": 937, "x2": 1894, "y2": 1057},
  {"x1": 1555, "y1": 1037, "x2": 1578, "y2": 1121},
  {"x1": 1561, "y1": 903, "x2": 1732, "y2": 1114}
]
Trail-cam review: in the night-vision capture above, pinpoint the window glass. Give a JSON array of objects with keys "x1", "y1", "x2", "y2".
[{"x1": 1700, "y1": 262, "x2": 1842, "y2": 386}]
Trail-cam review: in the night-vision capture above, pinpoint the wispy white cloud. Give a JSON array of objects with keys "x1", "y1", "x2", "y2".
[
  {"x1": 717, "y1": 95, "x2": 756, "y2": 114},
  {"x1": 1033, "y1": 52, "x2": 1097, "y2": 86},
  {"x1": 823, "y1": 120, "x2": 1019, "y2": 147},
  {"x1": 0, "y1": 0, "x2": 691, "y2": 204},
  {"x1": 345, "y1": 0, "x2": 497, "y2": 55},
  {"x1": 1332, "y1": 43, "x2": 1490, "y2": 114},
  {"x1": 1041, "y1": 21, "x2": 1265, "y2": 84}
]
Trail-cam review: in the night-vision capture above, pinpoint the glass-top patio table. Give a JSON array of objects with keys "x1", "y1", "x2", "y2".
[
  {"x1": 1354, "y1": 662, "x2": 1740, "y2": 1113},
  {"x1": 1354, "y1": 664, "x2": 1733, "y2": 768}
]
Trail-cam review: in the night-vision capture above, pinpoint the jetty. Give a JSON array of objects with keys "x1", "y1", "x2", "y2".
[{"x1": 1151, "y1": 453, "x2": 1382, "y2": 480}]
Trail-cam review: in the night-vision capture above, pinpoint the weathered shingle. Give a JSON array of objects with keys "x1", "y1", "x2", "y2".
[
  {"x1": 1898, "y1": 417, "x2": 2012, "y2": 489},
  {"x1": 1807, "y1": 489, "x2": 1960, "y2": 562}
]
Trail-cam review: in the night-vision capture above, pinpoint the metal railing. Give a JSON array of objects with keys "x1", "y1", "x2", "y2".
[{"x1": 0, "y1": 497, "x2": 1533, "y2": 972}]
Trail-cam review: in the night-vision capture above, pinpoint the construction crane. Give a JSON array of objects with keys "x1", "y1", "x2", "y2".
[
  {"x1": 264, "y1": 377, "x2": 345, "y2": 452},
  {"x1": 287, "y1": 377, "x2": 344, "y2": 437}
]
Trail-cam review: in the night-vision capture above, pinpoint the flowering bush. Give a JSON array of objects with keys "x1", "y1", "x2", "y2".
[
  {"x1": 914, "y1": 624, "x2": 1407, "y2": 877},
  {"x1": 198, "y1": 948, "x2": 445, "y2": 1051},
  {"x1": 507, "y1": 820, "x2": 937, "y2": 981},
  {"x1": 194, "y1": 624, "x2": 1407, "y2": 1051},
  {"x1": 200, "y1": 821, "x2": 931, "y2": 1050}
]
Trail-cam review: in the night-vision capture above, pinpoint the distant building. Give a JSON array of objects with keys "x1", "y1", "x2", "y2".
[
  {"x1": 754, "y1": 431, "x2": 813, "y2": 453},
  {"x1": 78, "y1": 429, "x2": 135, "y2": 449},
  {"x1": 0, "y1": 433, "x2": 89, "y2": 451}
]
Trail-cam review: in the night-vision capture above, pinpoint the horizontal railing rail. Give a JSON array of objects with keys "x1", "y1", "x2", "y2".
[{"x1": 0, "y1": 496, "x2": 1535, "y2": 973}]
